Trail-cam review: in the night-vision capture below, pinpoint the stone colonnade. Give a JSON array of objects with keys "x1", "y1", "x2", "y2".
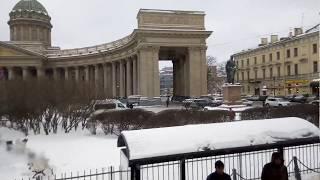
[
  {"x1": 1, "y1": 55, "x2": 141, "y2": 98},
  {"x1": 0, "y1": 46, "x2": 207, "y2": 98}
]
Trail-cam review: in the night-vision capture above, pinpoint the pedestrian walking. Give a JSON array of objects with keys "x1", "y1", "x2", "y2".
[
  {"x1": 166, "y1": 96, "x2": 170, "y2": 107},
  {"x1": 229, "y1": 108, "x2": 235, "y2": 121},
  {"x1": 206, "y1": 160, "x2": 231, "y2": 180},
  {"x1": 261, "y1": 152, "x2": 288, "y2": 180}
]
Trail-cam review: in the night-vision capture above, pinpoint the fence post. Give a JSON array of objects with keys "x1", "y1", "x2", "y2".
[
  {"x1": 130, "y1": 164, "x2": 141, "y2": 180},
  {"x1": 232, "y1": 169, "x2": 237, "y2": 180},
  {"x1": 180, "y1": 159, "x2": 186, "y2": 180},
  {"x1": 109, "y1": 166, "x2": 114, "y2": 180},
  {"x1": 293, "y1": 156, "x2": 301, "y2": 180}
]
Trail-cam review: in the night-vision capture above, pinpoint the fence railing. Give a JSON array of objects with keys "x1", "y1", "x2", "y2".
[{"x1": 16, "y1": 143, "x2": 319, "y2": 180}]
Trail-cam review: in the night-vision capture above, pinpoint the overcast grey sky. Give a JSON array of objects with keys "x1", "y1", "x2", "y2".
[{"x1": 0, "y1": 0, "x2": 319, "y2": 68}]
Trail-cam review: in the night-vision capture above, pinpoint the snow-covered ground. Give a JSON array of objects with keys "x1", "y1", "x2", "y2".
[
  {"x1": 290, "y1": 173, "x2": 320, "y2": 180},
  {"x1": 0, "y1": 127, "x2": 119, "y2": 180}
]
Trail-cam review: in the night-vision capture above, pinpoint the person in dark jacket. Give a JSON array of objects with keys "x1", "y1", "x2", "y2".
[
  {"x1": 206, "y1": 160, "x2": 231, "y2": 180},
  {"x1": 261, "y1": 152, "x2": 288, "y2": 180}
]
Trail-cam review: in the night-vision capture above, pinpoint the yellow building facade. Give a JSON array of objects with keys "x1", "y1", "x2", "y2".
[{"x1": 233, "y1": 26, "x2": 319, "y2": 96}]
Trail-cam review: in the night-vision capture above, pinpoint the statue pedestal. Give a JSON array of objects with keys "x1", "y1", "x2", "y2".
[{"x1": 223, "y1": 84, "x2": 242, "y2": 105}]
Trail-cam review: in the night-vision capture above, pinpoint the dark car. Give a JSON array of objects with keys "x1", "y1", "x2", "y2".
[
  {"x1": 286, "y1": 95, "x2": 307, "y2": 103},
  {"x1": 172, "y1": 96, "x2": 191, "y2": 103}
]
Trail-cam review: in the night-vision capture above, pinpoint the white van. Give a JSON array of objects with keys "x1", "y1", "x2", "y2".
[{"x1": 93, "y1": 99, "x2": 127, "y2": 115}]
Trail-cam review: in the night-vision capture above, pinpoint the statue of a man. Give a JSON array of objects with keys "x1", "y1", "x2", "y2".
[{"x1": 226, "y1": 56, "x2": 236, "y2": 84}]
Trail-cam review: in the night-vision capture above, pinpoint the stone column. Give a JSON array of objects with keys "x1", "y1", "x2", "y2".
[
  {"x1": 172, "y1": 60, "x2": 177, "y2": 96},
  {"x1": 112, "y1": 62, "x2": 117, "y2": 97},
  {"x1": 74, "y1": 67, "x2": 80, "y2": 81},
  {"x1": 132, "y1": 57, "x2": 137, "y2": 95},
  {"x1": 37, "y1": 67, "x2": 45, "y2": 79},
  {"x1": 94, "y1": 64, "x2": 99, "y2": 85},
  {"x1": 64, "y1": 67, "x2": 69, "y2": 80},
  {"x1": 152, "y1": 48, "x2": 160, "y2": 97},
  {"x1": 22, "y1": 67, "x2": 30, "y2": 80},
  {"x1": 103, "y1": 64, "x2": 108, "y2": 97},
  {"x1": 186, "y1": 47, "x2": 207, "y2": 97},
  {"x1": 84, "y1": 66, "x2": 89, "y2": 81},
  {"x1": 200, "y1": 47, "x2": 208, "y2": 95},
  {"x1": 126, "y1": 58, "x2": 132, "y2": 96},
  {"x1": 119, "y1": 61, "x2": 125, "y2": 97},
  {"x1": 7, "y1": 67, "x2": 14, "y2": 80},
  {"x1": 137, "y1": 47, "x2": 160, "y2": 97},
  {"x1": 53, "y1": 68, "x2": 58, "y2": 80}
]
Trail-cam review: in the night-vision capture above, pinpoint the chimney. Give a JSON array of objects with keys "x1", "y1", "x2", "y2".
[
  {"x1": 259, "y1": 38, "x2": 268, "y2": 46},
  {"x1": 270, "y1": 35, "x2": 278, "y2": 43},
  {"x1": 294, "y1": 28, "x2": 303, "y2": 36}
]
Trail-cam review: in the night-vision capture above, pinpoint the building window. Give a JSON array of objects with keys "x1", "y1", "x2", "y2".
[
  {"x1": 294, "y1": 48, "x2": 298, "y2": 57},
  {"x1": 247, "y1": 59, "x2": 249, "y2": 66},
  {"x1": 241, "y1": 60, "x2": 244, "y2": 67},
  {"x1": 247, "y1": 70, "x2": 250, "y2": 80},
  {"x1": 314, "y1": 61, "x2": 318, "y2": 73},
  {"x1": 294, "y1": 64, "x2": 298, "y2": 75},
  {"x1": 254, "y1": 57, "x2": 257, "y2": 65},
  {"x1": 236, "y1": 61, "x2": 239, "y2": 67},
  {"x1": 262, "y1": 69, "x2": 266, "y2": 79},
  {"x1": 287, "y1": 49, "x2": 291, "y2": 58},
  {"x1": 276, "y1": 52, "x2": 280, "y2": 60},
  {"x1": 313, "y1": 44, "x2": 317, "y2": 54},
  {"x1": 254, "y1": 70, "x2": 258, "y2": 79},
  {"x1": 287, "y1": 65, "x2": 291, "y2": 76},
  {"x1": 269, "y1": 67, "x2": 273, "y2": 78},
  {"x1": 241, "y1": 72, "x2": 244, "y2": 80},
  {"x1": 248, "y1": 86, "x2": 250, "y2": 93},
  {"x1": 277, "y1": 66, "x2": 281, "y2": 77},
  {"x1": 269, "y1": 53, "x2": 273, "y2": 62},
  {"x1": 262, "y1": 55, "x2": 265, "y2": 63}
]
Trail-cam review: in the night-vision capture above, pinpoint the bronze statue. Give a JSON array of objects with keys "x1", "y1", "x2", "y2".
[{"x1": 226, "y1": 56, "x2": 236, "y2": 84}]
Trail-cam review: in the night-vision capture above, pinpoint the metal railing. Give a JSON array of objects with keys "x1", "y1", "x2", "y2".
[
  {"x1": 15, "y1": 143, "x2": 319, "y2": 180},
  {"x1": 137, "y1": 143, "x2": 319, "y2": 180}
]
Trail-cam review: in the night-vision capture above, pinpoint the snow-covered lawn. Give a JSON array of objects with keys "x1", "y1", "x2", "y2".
[{"x1": 0, "y1": 127, "x2": 119, "y2": 180}]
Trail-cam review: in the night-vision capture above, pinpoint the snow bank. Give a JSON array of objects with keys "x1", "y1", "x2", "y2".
[
  {"x1": 0, "y1": 127, "x2": 25, "y2": 142},
  {"x1": 119, "y1": 117, "x2": 320, "y2": 160}
]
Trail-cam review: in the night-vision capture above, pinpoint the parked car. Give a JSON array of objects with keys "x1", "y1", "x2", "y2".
[
  {"x1": 265, "y1": 97, "x2": 291, "y2": 107},
  {"x1": 92, "y1": 99, "x2": 127, "y2": 115},
  {"x1": 171, "y1": 96, "x2": 190, "y2": 103},
  {"x1": 247, "y1": 96, "x2": 260, "y2": 101},
  {"x1": 286, "y1": 95, "x2": 307, "y2": 103},
  {"x1": 309, "y1": 100, "x2": 319, "y2": 106},
  {"x1": 183, "y1": 98, "x2": 215, "y2": 109},
  {"x1": 200, "y1": 96, "x2": 223, "y2": 106},
  {"x1": 127, "y1": 95, "x2": 142, "y2": 106},
  {"x1": 242, "y1": 99, "x2": 253, "y2": 106}
]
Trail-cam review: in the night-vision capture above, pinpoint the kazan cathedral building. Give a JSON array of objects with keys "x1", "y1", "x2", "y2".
[{"x1": 0, "y1": 0, "x2": 212, "y2": 98}]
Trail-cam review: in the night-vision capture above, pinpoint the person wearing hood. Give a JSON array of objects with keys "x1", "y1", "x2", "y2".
[{"x1": 261, "y1": 152, "x2": 288, "y2": 180}]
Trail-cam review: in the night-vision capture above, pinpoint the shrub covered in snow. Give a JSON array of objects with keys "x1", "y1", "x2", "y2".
[
  {"x1": 241, "y1": 104, "x2": 319, "y2": 126},
  {"x1": 93, "y1": 109, "x2": 231, "y2": 135},
  {"x1": 0, "y1": 80, "x2": 95, "y2": 135}
]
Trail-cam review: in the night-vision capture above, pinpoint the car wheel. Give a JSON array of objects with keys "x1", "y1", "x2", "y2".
[
  {"x1": 278, "y1": 104, "x2": 283, "y2": 107},
  {"x1": 265, "y1": 103, "x2": 270, "y2": 107}
]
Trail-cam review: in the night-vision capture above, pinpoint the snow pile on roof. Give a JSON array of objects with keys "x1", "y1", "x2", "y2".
[{"x1": 119, "y1": 117, "x2": 320, "y2": 160}]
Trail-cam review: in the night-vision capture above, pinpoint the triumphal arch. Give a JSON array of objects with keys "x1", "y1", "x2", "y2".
[{"x1": 0, "y1": 0, "x2": 212, "y2": 98}]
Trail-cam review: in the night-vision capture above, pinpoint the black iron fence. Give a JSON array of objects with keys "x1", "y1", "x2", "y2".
[{"x1": 16, "y1": 142, "x2": 319, "y2": 180}]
